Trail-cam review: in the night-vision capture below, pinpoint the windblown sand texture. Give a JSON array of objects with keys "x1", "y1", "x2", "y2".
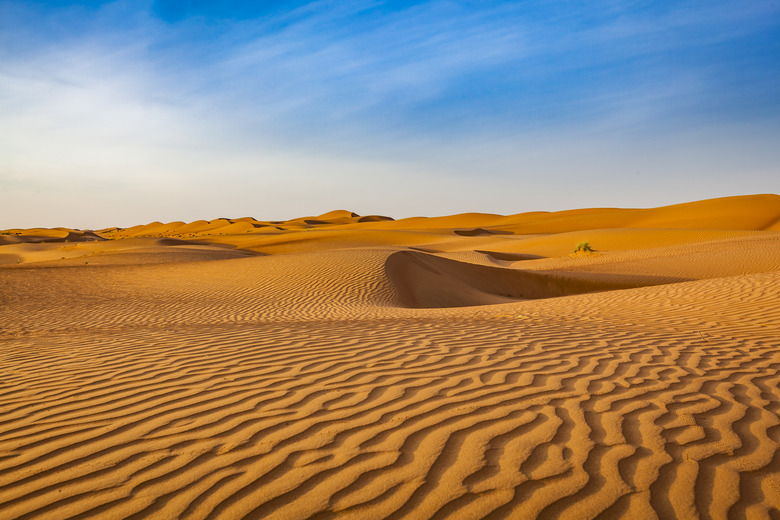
[{"x1": 1, "y1": 194, "x2": 780, "y2": 519}]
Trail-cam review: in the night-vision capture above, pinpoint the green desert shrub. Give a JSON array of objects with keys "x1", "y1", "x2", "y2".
[{"x1": 574, "y1": 241, "x2": 593, "y2": 253}]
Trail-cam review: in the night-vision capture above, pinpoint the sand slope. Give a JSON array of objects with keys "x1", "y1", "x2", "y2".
[{"x1": 1, "y1": 194, "x2": 779, "y2": 519}]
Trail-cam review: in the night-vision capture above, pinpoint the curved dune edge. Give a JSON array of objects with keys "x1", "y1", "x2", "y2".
[
  {"x1": 0, "y1": 237, "x2": 263, "y2": 266},
  {"x1": 474, "y1": 250, "x2": 543, "y2": 262},
  {"x1": 453, "y1": 228, "x2": 514, "y2": 237},
  {"x1": 358, "y1": 215, "x2": 395, "y2": 223},
  {"x1": 385, "y1": 250, "x2": 686, "y2": 308}
]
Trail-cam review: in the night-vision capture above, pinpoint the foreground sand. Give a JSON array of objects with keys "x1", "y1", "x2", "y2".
[{"x1": 1, "y1": 195, "x2": 779, "y2": 519}]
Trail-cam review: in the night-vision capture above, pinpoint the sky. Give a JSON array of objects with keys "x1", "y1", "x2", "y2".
[{"x1": 1, "y1": 0, "x2": 779, "y2": 228}]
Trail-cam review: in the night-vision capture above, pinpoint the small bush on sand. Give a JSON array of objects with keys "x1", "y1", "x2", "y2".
[{"x1": 574, "y1": 241, "x2": 593, "y2": 253}]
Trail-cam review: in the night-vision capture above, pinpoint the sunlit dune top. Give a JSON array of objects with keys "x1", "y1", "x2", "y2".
[{"x1": 3, "y1": 194, "x2": 777, "y2": 242}]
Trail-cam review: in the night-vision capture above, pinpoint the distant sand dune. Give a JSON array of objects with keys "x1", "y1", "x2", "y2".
[
  {"x1": 1, "y1": 194, "x2": 779, "y2": 519},
  {"x1": 453, "y1": 228, "x2": 513, "y2": 237},
  {"x1": 358, "y1": 215, "x2": 395, "y2": 223}
]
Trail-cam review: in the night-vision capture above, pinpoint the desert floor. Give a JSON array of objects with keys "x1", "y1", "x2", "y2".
[{"x1": 1, "y1": 194, "x2": 779, "y2": 519}]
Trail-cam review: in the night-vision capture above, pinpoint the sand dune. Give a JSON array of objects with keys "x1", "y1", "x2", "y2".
[
  {"x1": 453, "y1": 228, "x2": 514, "y2": 237},
  {"x1": 358, "y1": 215, "x2": 395, "y2": 223},
  {"x1": 385, "y1": 250, "x2": 683, "y2": 308},
  {"x1": 1, "y1": 194, "x2": 779, "y2": 519}
]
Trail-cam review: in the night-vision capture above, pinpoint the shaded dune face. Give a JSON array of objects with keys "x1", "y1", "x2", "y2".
[
  {"x1": 474, "y1": 250, "x2": 543, "y2": 262},
  {"x1": 385, "y1": 250, "x2": 686, "y2": 308},
  {"x1": 453, "y1": 228, "x2": 513, "y2": 237},
  {"x1": 358, "y1": 215, "x2": 395, "y2": 223},
  {"x1": 0, "y1": 229, "x2": 105, "y2": 245}
]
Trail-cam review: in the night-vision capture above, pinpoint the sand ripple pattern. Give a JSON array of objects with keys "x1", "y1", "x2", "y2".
[
  {"x1": 0, "y1": 250, "x2": 400, "y2": 334},
  {"x1": 2, "y1": 273, "x2": 779, "y2": 519}
]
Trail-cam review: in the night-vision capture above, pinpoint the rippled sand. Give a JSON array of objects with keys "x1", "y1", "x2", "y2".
[{"x1": 1, "y1": 194, "x2": 779, "y2": 519}]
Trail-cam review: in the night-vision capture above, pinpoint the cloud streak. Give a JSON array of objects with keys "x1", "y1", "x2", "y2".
[{"x1": 1, "y1": 0, "x2": 778, "y2": 228}]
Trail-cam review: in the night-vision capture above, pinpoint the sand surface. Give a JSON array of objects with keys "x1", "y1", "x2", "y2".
[{"x1": 1, "y1": 194, "x2": 779, "y2": 519}]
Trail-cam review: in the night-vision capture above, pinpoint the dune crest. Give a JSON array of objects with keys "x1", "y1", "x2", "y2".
[{"x1": 385, "y1": 250, "x2": 683, "y2": 308}]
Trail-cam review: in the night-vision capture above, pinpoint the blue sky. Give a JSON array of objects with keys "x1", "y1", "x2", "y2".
[{"x1": 1, "y1": 1, "x2": 779, "y2": 228}]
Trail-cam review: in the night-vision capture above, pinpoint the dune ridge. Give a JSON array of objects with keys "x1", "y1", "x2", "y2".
[
  {"x1": 1, "y1": 194, "x2": 779, "y2": 519},
  {"x1": 384, "y1": 250, "x2": 685, "y2": 308}
]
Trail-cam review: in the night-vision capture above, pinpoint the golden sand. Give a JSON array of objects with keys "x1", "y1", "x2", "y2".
[{"x1": 1, "y1": 194, "x2": 779, "y2": 519}]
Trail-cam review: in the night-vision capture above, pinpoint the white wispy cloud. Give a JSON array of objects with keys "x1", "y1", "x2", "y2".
[{"x1": 0, "y1": 0, "x2": 778, "y2": 228}]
